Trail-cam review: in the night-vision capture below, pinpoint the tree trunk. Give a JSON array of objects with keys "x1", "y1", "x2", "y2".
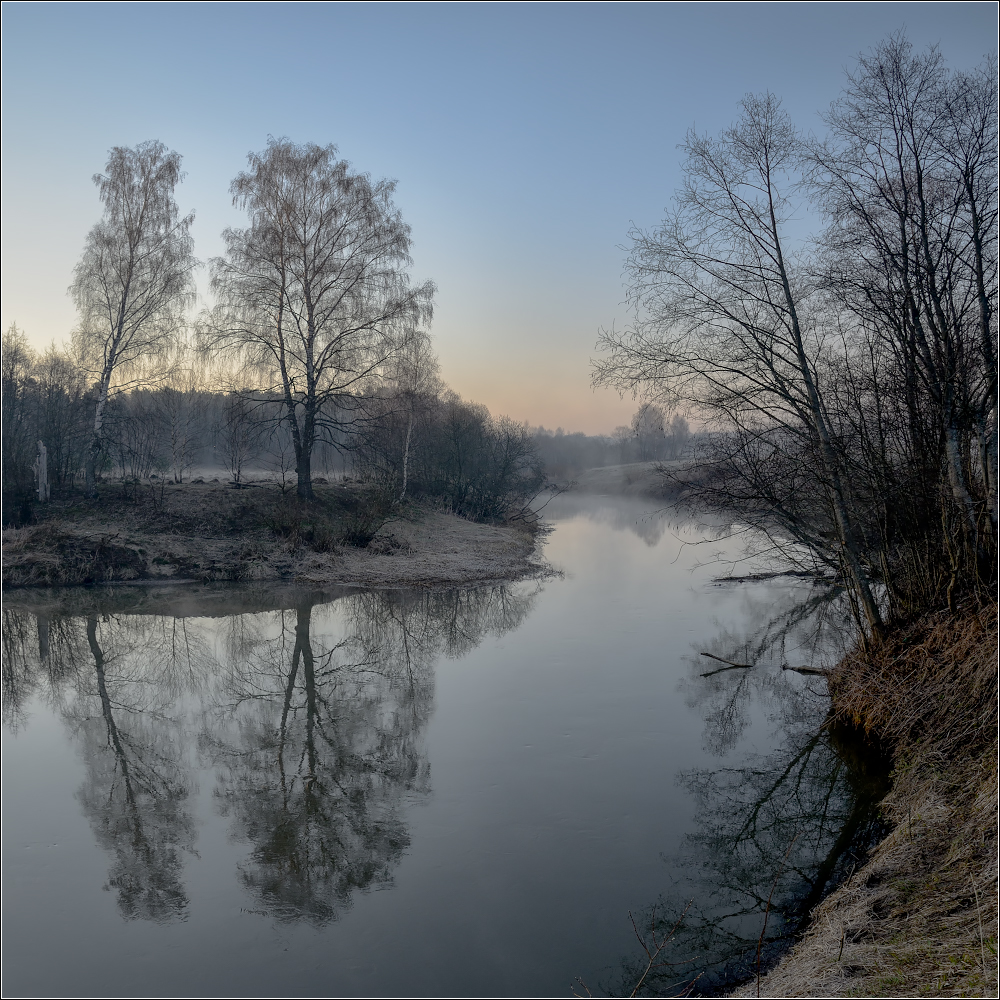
[
  {"x1": 400, "y1": 413, "x2": 413, "y2": 501},
  {"x1": 295, "y1": 448, "x2": 312, "y2": 500},
  {"x1": 85, "y1": 381, "x2": 110, "y2": 499},
  {"x1": 35, "y1": 440, "x2": 49, "y2": 502},
  {"x1": 767, "y1": 190, "x2": 884, "y2": 638},
  {"x1": 944, "y1": 423, "x2": 980, "y2": 556},
  {"x1": 296, "y1": 399, "x2": 316, "y2": 500}
]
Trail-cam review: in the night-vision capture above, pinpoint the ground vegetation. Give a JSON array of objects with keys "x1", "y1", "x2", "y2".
[{"x1": 1, "y1": 480, "x2": 546, "y2": 590}]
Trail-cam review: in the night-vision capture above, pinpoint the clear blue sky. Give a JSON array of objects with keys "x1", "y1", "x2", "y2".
[{"x1": 2, "y1": 2, "x2": 995, "y2": 433}]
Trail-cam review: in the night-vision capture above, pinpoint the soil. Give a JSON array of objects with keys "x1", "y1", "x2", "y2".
[{"x1": 2, "y1": 480, "x2": 550, "y2": 590}]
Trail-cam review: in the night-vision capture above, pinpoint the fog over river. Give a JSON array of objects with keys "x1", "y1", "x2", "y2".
[{"x1": 2, "y1": 495, "x2": 885, "y2": 997}]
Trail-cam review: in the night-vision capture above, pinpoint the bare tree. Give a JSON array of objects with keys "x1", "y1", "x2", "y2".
[
  {"x1": 208, "y1": 139, "x2": 435, "y2": 500},
  {"x1": 594, "y1": 93, "x2": 885, "y2": 634},
  {"x1": 385, "y1": 330, "x2": 441, "y2": 500},
  {"x1": 631, "y1": 402, "x2": 666, "y2": 460},
  {"x1": 811, "y1": 36, "x2": 997, "y2": 597},
  {"x1": 221, "y1": 393, "x2": 266, "y2": 487},
  {"x1": 666, "y1": 412, "x2": 691, "y2": 459},
  {"x1": 155, "y1": 343, "x2": 206, "y2": 483},
  {"x1": 71, "y1": 141, "x2": 196, "y2": 498},
  {"x1": 1, "y1": 326, "x2": 38, "y2": 519},
  {"x1": 612, "y1": 424, "x2": 634, "y2": 463}
]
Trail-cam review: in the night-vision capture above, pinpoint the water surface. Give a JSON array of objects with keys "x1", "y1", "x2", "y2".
[{"x1": 2, "y1": 496, "x2": 873, "y2": 997}]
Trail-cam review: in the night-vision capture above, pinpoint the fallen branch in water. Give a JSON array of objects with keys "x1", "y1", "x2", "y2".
[
  {"x1": 711, "y1": 569, "x2": 831, "y2": 585},
  {"x1": 700, "y1": 652, "x2": 754, "y2": 676},
  {"x1": 781, "y1": 664, "x2": 830, "y2": 677}
]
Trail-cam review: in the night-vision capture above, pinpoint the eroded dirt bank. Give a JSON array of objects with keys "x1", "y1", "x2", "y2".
[
  {"x1": 2, "y1": 481, "x2": 549, "y2": 590},
  {"x1": 731, "y1": 606, "x2": 998, "y2": 998}
]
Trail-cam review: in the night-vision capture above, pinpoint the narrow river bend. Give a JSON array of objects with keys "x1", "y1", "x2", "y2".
[{"x1": 2, "y1": 495, "x2": 882, "y2": 998}]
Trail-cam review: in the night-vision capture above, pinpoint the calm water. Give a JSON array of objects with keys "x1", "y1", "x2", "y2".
[{"x1": 2, "y1": 495, "x2": 879, "y2": 998}]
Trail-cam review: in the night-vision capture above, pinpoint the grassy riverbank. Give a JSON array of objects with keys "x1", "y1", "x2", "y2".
[
  {"x1": 733, "y1": 605, "x2": 998, "y2": 998},
  {"x1": 2, "y1": 480, "x2": 548, "y2": 590}
]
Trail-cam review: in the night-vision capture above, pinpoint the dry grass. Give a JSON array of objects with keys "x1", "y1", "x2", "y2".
[
  {"x1": 830, "y1": 606, "x2": 997, "y2": 766},
  {"x1": 2, "y1": 481, "x2": 550, "y2": 590},
  {"x1": 731, "y1": 605, "x2": 998, "y2": 998}
]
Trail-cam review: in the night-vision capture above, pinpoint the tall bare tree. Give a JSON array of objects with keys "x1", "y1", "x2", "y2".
[
  {"x1": 595, "y1": 37, "x2": 996, "y2": 623},
  {"x1": 594, "y1": 93, "x2": 885, "y2": 634},
  {"x1": 386, "y1": 330, "x2": 441, "y2": 500},
  {"x1": 71, "y1": 141, "x2": 197, "y2": 497},
  {"x1": 208, "y1": 139, "x2": 435, "y2": 500},
  {"x1": 811, "y1": 36, "x2": 997, "y2": 591}
]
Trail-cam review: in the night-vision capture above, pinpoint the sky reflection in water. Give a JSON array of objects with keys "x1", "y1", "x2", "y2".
[{"x1": 2, "y1": 496, "x2": 872, "y2": 998}]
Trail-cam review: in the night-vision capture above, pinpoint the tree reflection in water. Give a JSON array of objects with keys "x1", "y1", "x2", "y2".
[
  {"x1": 612, "y1": 588, "x2": 890, "y2": 998},
  {"x1": 1, "y1": 609, "x2": 207, "y2": 921},
  {"x1": 204, "y1": 586, "x2": 536, "y2": 924},
  {"x1": 1, "y1": 583, "x2": 537, "y2": 926},
  {"x1": 75, "y1": 615, "x2": 199, "y2": 921}
]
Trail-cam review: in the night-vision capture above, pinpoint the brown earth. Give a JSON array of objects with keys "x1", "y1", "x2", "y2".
[{"x1": 2, "y1": 480, "x2": 550, "y2": 590}]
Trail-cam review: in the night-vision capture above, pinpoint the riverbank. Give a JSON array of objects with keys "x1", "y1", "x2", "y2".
[
  {"x1": 570, "y1": 461, "x2": 668, "y2": 497},
  {"x1": 1, "y1": 480, "x2": 549, "y2": 590},
  {"x1": 732, "y1": 605, "x2": 998, "y2": 998}
]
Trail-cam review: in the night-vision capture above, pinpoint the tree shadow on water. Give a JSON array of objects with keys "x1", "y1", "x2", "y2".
[
  {"x1": 594, "y1": 588, "x2": 891, "y2": 998},
  {"x1": 201, "y1": 585, "x2": 538, "y2": 925},
  {"x1": 3, "y1": 583, "x2": 539, "y2": 926}
]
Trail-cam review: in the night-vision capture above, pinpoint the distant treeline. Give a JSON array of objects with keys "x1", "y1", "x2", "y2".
[
  {"x1": 532, "y1": 403, "x2": 694, "y2": 478},
  {"x1": 2, "y1": 326, "x2": 695, "y2": 526},
  {"x1": 1, "y1": 332, "x2": 546, "y2": 525}
]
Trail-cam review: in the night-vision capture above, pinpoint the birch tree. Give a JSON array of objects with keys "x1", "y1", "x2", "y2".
[
  {"x1": 71, "y1": 141, "x2": 196, "y2": 498},
  {"x1": 209, "y1": 139, "x2": 435, "y2": 500}
]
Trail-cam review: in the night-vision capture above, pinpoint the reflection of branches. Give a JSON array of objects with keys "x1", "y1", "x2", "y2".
[
  {"x1": 617, "y1": 726, "x2": 888, "y2": 996},
  {"x1": 206, "y1": 597, "x2": 423, "y2": 923},
  {"x1": 73, "y1": 615, "x2": 197, "y2": 922},
  {"x1": 613, "y1": 588, "x2": 887, "y2": 996},
  {"x1": 4, "y1": 608, "x2": 210, "y2": 921},
  {"x1": 628, "y1": 901, "x2": 700, "y2": 999},
  {"x1": 204, "y1": 584, "x2": 538, "y2": 924},
  {"x1": 4, "y1": 582, "x2": 543, "y2": 928},
  {"x1": 682, "y1": 586, "x2": 850, "y2": 756},
  {"x1": 2, "y1": 610, "x2": 85, "y2": 729},
  {"x1": 2, "y1": 610, "x2": 37, "y2": 730}
]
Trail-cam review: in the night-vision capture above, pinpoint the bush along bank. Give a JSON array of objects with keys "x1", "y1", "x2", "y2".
[{"x1": 733, "y1": 604, "x2": 998, "y2": 998}]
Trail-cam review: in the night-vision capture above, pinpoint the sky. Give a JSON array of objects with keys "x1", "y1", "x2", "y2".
[{"x1": 1, "y1": 2, "x2": 996, "y2": 435}]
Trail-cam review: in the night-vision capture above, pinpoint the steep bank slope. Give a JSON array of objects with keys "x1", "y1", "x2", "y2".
[{"x1": 732, "y1": 606, "x2": 997, "y2": 998}]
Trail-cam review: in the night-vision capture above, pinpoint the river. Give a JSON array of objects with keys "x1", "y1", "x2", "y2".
[{"x1": 1, "y1": 494, "x2": 885, "y2": 997}]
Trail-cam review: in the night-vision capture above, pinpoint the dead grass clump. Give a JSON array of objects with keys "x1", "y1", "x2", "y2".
[
  {"x1": 264, "y1": 484, "x2": 398, "y2": 551},
  {"x1": 2, "y1": 524, "x2": 147, "y2": 586},
  {"x1": 829, "y1": 604, "x2": 997, "y2": 762}
]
